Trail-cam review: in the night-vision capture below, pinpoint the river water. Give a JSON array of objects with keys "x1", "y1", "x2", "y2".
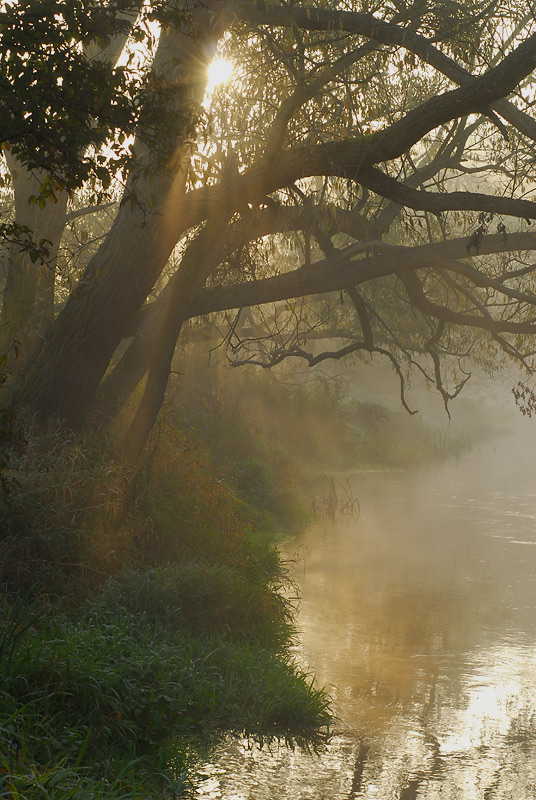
[{"x1": 196, "y1": 417, "x2": 536, "y2": 799}]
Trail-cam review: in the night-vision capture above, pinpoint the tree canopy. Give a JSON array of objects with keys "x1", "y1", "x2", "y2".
[
  {"x1": 3, "y1": 0, "x2": 536, "y2": 459},
  {"x1": 0, "y1": 0, "x2": 198, "y2": 189}
]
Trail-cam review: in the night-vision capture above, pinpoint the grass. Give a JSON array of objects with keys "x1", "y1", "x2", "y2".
[
  {"x1": 0, "y1": 594, "x2": 330, "y2": 799},
  {"x1": 97, "y1": 564, "x2": 294, "y2": 648},
  {"x1": 0, "y1": 414, "x2": 331, "y2": 798},
  {"x1": 3, "y1": 606, "x2": 328, "y2": 747},
  {"x1": 0, "y1": 416, "x2": 282, "y2": 598},
  {"x1": 166, "y1": 365, "x2": 308, "y2": 529}
]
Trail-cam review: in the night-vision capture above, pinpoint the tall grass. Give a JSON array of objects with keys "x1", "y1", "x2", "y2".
[
  {"x1": 166, "y1": 365, "x2": 306, "y2": 528},
  {"x1": 0, "y1": 596, "x2": 330, "y2": 798},
  {"x1": 2, "y1": 607, "x2": 327, "y2": 749},
  {"x1": 0, "y1": 413, "x2": 331, "y2": 798}
]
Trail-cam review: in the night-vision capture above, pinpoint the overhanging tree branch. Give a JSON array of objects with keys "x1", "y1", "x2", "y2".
[
  {"x1": 233, "y1": 2, "x2": 536, "y2": 141},
  {"x1": 187, "y1": 231, "x2": 536, "y2": 318},
  {"x1": 358, "y1": 165, "x2": 536, "y2": 220}
]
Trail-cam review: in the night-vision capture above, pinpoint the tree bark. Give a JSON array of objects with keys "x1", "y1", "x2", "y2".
[
  {"x1": 19, "y1": 7, "x2": 223, "y2": 427},
  {"x1": 1, "y1": 154, "x2": 68, "y2": 384},
  {"x1": 93, "y1": 202, "x2": 298, "y2": 422},
  {"x1": 0, "y1": 3, "x2": 145, "y2": 384},
  {"x1": 92, "y1": 285, "x2": 172, "y2": 426},
  {"x1": 121, "y1": 210, "x2": 232, "y2": 463}
]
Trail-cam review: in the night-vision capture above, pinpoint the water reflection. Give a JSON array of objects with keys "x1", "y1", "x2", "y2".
[{"x1": 196, "y1": 421, "x2": 536, "y2": 799}]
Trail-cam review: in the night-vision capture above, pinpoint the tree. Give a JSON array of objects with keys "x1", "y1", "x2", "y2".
[
  {"x1": 0, "y1": 0, "x2": 194, "y2": 377},
  {"x1": 4, "y1": 0, "x2": 536, "y2": 460}
]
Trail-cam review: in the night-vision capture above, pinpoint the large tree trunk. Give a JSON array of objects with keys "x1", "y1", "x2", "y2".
[
  {"x1": 19, "y1": 8, "x2": 222, "y2": 428},
  {"x1": 0, "y1": 3, "x2": 145, "y2": 388},
  {"x1": 0, "y1": 154, "x2": 68, "y2": 385}
]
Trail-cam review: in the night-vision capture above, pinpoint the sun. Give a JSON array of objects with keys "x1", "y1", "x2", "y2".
[{"x1": 207, "y1": 56, "x2": 234, "y2": 92}]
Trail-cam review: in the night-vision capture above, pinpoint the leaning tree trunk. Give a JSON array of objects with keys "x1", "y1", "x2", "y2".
[
  {"x1": 121, "y1": 210, "x2": 232, "y2": 463},
  {"x1": 19, "y1": 7, "x2": 222, "y2": 429},
  {"x1": 92, "y1": 286, "x2": 172, "y2": 426},
  {"x1": 93, "y1": 200, "x2": 288, "y2": 427}
]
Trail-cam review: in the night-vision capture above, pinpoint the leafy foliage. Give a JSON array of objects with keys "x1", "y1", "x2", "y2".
[
  {"x1": 4, "y1": 0, "x2": 536, "y2": 450},
  {"x1": 0, "y1": 0, "x2": 194, "y2": 192}
]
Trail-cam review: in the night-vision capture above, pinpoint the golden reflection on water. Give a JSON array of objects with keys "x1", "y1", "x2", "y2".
[{"x1": 197, "y1": 423, "x2": 536, "y2": 800}]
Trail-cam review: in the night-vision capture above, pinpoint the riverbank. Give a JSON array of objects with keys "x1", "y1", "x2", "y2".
[{"x1": 0, "y1": 417, "x2": 330, "y2": 799}]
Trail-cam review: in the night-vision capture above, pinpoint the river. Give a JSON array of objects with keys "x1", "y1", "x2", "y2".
[{"x1": 196, "y1": 416, "x2": 536, "y2": 799}]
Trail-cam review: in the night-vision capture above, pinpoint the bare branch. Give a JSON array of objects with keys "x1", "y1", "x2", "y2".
[
  {"x1": 231, "y1": 337, "x2": 417, "y2": 414},
  {"x1": 358, "y1": 165, "x2": 536, "y2": 220},
  {"x1": 345, "y1": 286, "x2": 374, "y2": 347},
  {"x1": 65, "y1": 202, "x2": 116, "y2": 223}
]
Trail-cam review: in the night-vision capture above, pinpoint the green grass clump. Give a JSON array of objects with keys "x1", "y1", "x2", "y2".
[
  {"x1": 97, "y1": 564, "x2": 294, "y2": 649},
  {"x1": 3, "y1": 609, "x2": 325, "y2": 748},
  {"x1": 0, "y1": 596, "x2": 330, "y2": 798}
]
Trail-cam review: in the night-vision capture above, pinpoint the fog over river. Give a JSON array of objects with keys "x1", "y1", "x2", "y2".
[{"x1": 196, "y1": 411, "x2": 536, "y2": 799}]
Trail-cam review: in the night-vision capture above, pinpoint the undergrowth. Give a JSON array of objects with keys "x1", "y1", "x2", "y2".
[
  {"x1": 0, "y1": 414, "x2": 331, "y2": 798},
  {"x1": 166, "y1": 373, "x2": 305, "y2": 530}
]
